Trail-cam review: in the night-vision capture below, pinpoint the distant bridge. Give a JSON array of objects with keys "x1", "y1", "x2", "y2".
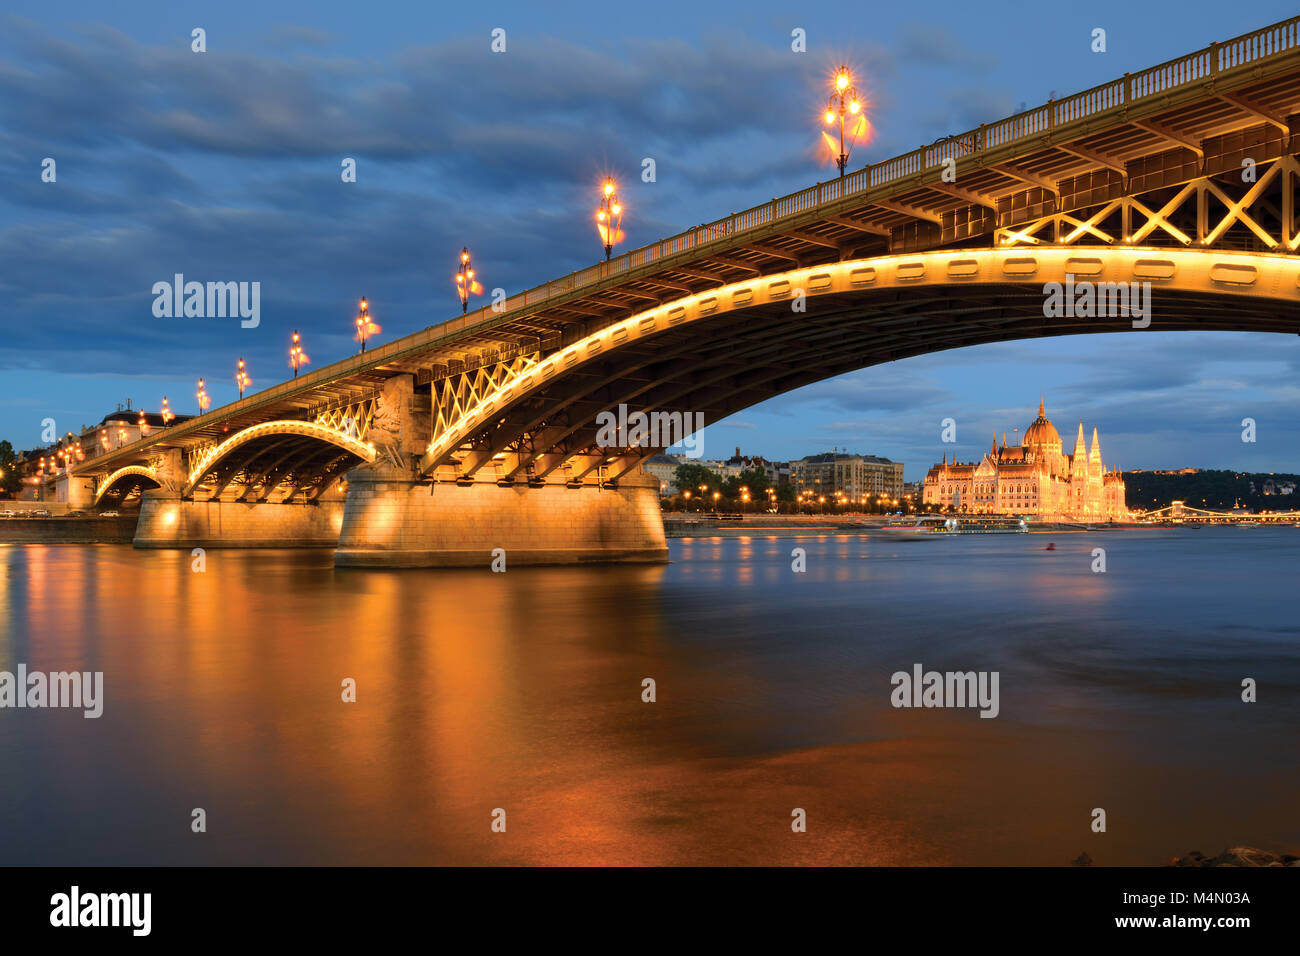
[
  {"x1": 1138, "y1": 501, "x2": 1300, "y2": 524},
  {"x1": 38, "y1": 16, "x2": 1300, "y2": 564}
]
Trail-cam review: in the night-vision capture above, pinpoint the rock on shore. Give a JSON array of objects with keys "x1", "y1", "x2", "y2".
[{"x1": 1171, "y1": 846, "x2": 1300, "y2": 867}]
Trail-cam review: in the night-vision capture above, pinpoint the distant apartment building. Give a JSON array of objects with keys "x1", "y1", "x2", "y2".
[
  {"x1": 642, "y1": 454, "x2": 683, "y2": 494},
  {"x1": 717, "y1": 447, "x2": 789, "y2": 487},
  {"x1": 790, "y1": 451, "x2": 904, "y2": 500}
]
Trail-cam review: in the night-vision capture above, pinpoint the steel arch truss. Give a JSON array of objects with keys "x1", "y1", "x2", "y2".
[
  {"x1": 431, "y1": 351, "x2": 541, "y2": 449},
  {"x1": 996, "y1": 156, "x2": 1300, "y2": 251},
  {"x1": 311, "y1": 395, "x2": 377, "y2": 443},
  {"x1": 419, "y1": 246, "x2": 1300, "y2": 485},
  {"x1": 93, "y1": 465, "x2": 161, "y2": 506},
  {"x1": 182, "y1": 420, "x2": 376, "y2": 501}
]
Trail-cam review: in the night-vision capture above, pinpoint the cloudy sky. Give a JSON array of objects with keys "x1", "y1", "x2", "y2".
[{"x1": 2, "y1": 0, "x2": 1297, "y2": 480}]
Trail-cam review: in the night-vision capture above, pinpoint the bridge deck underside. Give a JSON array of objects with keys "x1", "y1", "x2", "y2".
[
  {"x1": 190, "y1": 433, "x2": 366, "y2": 502},
  {"x1": 96, "y1": 474, "x2": 161, "y2": 508},
  {"x1": 439, "y1": 281, "x2": 1300, "y2": 484}
]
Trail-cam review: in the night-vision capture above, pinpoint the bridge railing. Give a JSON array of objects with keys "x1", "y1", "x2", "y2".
[{"x1": 93, "y1": 15, "x2": 1300, "y2": 463}]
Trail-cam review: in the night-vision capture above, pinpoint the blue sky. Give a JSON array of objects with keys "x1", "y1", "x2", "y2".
[{"x1": 2, "y1": 0, "x2": 1298, "y2": 480}]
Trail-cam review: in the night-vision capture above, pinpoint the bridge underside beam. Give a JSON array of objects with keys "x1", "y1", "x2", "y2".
[{"x1": 424, "y1": 249, "x2": 1300, "y2": 489}]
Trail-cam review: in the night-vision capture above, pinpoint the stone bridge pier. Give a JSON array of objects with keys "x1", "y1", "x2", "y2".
[
  {"x1": 134, "y1": 436, "x2": 346, "y2": 549},
  {"x1": 334, "y1": 374, "x2": 668, "y2": 568}
]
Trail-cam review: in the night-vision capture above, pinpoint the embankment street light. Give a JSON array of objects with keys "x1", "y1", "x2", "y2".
[{"x1": 236, "y1": 358, "x2": 250, "y2": 399}]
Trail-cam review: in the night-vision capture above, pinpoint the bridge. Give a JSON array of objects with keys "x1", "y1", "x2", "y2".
[
  {"x1": 1138, "y1": 501, "x2": 1300, "y2": 524},
  {"x1": 43, "y1": 16, "x2": 1300, "y2": 565}
]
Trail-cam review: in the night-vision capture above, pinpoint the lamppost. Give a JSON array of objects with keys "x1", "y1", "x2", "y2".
[
  {"x1": 161, "y1": 397, "x2": 174, "y2": 424},
  {"x1": 596, "y1": 178, "x2": 624, "y2": 261},
  {"x1": 682, "y1": 489, "x2": 691, "y2": 513},
  {"x1": 355, "y1": 297, "x2": 381, "y2": 353},
  {"x1": 236, "y1": 358, "x2": 250, "y2": 399},
  {"x1": 290, "y1": 330, "x2": 308, "y2": 378},
  {"x1": 138, "y1": 408, "x2": 149, "y2": 437},
  {"x1": 196, "y1": 378, "x2": 210, "y2": 412},
  {"x1": 824, "y1": 67, "x2": 863, "y2": 177},
  {"x1": 455, "y1": 248, "x2": 483, "y2": 314}
]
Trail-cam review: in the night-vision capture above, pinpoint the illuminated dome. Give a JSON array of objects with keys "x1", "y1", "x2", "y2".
[{"x1": 1022, "y1": 396, "x2": 1061, "y2": 453}]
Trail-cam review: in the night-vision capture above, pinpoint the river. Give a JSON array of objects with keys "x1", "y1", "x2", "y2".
[{"x1": 1, "y1": 527, "x2": 1297, "y2": 865}]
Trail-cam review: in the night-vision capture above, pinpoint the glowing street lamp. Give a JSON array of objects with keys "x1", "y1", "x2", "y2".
[
  {"x1": 355, "y1": 297, "x2": 381, "y2": 353},
  {"x1": 197, "y1": 378, "x2": 210, "y2": 412},
  {"x1": 236, "y1": 358, "x2": 250, "y2": 399},
  {"x1": 161, "y1": 397, "x2": 175, "y2": 424},
  {"x1": 289, "y1": 330, "x2": 309, "y2": 378},
  {"x1": 138, "y1": 409, "x2": 150, "y2": 436},
  {"x1": 823, "y1": 66, "x2": 866, "y2": 177},
  {"x1": 596, "y1": 178, "x2": 624, "y2": 261},
  {"x1": 455, "y1": 248, "x2": 484, "y2": 315}
]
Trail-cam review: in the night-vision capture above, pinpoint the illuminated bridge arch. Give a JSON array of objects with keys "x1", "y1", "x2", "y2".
[
  {"x1": 183, "y1": 420, "x2": 377, "y2": 501},
  {"x1": 419, "y1": 246, "x2": 1300, "y2": 484},
  {"x1": 94, "y1": 465, "x2": 161, "y2": 506}
]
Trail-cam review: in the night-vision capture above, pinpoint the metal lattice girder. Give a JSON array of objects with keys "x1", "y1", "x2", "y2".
[
  {"x1": 418, "y1": 244, "x2": 1300, "y2": 481},
  {"x1": 310, "y1": 395, "x2": 377, "y2": 442},
  {"x1": 995, "y1": 156, "x2": 1300, "y2": 250},
  {"x1": 184, "y1": 420, "x2": 376, "y2": 498},
  {"x1": 92, "y1": 465, "x2": 160, "y2": 505},
  {"x1": 430, "y1": 352, "x2": 541, "y2": 447}
]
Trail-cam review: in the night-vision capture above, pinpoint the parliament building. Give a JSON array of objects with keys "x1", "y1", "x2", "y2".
[{"x1": 922, "y1": 398, "x2": 1128, "y2": 520}]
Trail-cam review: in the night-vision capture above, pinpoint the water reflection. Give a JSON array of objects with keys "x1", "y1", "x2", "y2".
[{"x1": 0, "y1": 529, "x2": 1297, "y2": 865}]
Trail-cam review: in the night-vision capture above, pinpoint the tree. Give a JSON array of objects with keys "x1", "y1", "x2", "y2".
[
  {"x1": 674, "y1": 462, "x2": 723, "y2": 496},
  {"x1": 0, "y1": 440, "x2": 19, "y2": 497}
]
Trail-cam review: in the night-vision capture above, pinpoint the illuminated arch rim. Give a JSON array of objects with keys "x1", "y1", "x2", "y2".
[
  {"x1": 420, "y1": 245, "x2": 1300, "y2": 472},
  {"x1": 93, "y1": 465, "x2": 160, "y2": 505},
  {"x1": 183, "y1": 419, "x2": 377, "y2": 498}
]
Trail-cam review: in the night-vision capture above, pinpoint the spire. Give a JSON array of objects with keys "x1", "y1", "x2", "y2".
[
  {"x1": 1089, "y1": 426, "x2": 1101, "y2": 463},
  {"x1": 991, "y1": 432, "x2": 998, "y2": 457},
  {"x1": 1038, "y1": 394, "x2": 1046, "y2": 418}
]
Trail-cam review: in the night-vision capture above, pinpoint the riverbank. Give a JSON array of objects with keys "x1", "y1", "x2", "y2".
[
  {"x1": 0, "y1": 515, "x2": 136, "y2": 544},
  {"x1": 662, "y1": 513, "x2": 1154, "y2": 538}
]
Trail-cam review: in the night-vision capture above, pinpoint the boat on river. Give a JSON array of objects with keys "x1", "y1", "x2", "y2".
[{"x1": 881, "y1": 514, "x2": 1028, "y2": 535}]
